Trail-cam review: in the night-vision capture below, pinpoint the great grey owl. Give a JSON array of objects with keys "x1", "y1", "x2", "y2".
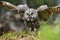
[
  {"x1": 16, "y1": 4, "x2": 48, "y2": 32},
  {"x1": 1, "y1": 1, "x2": 60, "y2": 33}
]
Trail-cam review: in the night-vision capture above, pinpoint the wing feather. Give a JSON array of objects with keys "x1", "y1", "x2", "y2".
[
  {"x1": 38, "y1": 6, "x2": 60, "y2": 21},
  {"x1": 0, "y1": 1, "x2": 16, "y2": 9}
]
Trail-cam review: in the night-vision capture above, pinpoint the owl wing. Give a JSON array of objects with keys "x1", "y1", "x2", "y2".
[
  {"x1": 0, "y1": 1, "x2": 16, "y2": 9},
  {"x1": 0, "y1": 1, "x2": 29, "y2": 18},
  {"x1": 37, "y1": 5, "x2": 60, "y2": 21}
]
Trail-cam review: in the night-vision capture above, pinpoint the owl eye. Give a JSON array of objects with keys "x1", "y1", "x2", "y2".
[
  {"x1": 27, "y1": 13, "x2": 29, "y2": 15},
  {"x1": 31, "y1": 13, "x2": 33, "y2": 15}
]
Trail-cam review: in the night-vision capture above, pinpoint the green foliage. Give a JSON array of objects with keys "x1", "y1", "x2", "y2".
[
  {"x1": 37, "y1": 21, "x2": 60, "y2": 40},
  {"x1": 34, "y1": 0, "x2": 44, "y2": 8},
  {"x1": 3, "y1": 0, "x2": 19, "y2": 5},
  {"x1": 45, "y1": 0, "x2": 57, "y2": 6},
  {"x1": 34, "y1": 0, "x2": 57, "y2": 8}
]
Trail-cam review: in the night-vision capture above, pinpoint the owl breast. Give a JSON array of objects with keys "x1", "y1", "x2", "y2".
[{"x1": 25, "y1": 18, "x2": 40, "y2": 31}]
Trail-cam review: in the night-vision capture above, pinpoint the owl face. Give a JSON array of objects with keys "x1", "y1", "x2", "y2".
[{"x1": 23, "y1": 8, "x2": 38, "y2": 21}]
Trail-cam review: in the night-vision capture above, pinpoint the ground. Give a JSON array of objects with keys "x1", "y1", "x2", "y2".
[{"x1": 0, "y1": 20, "x2": 60, "y2": 40}]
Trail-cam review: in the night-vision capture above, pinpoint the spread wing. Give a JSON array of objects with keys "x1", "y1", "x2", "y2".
[
  {"x1": 0, "y1": 1, "x2": 16, "y2": 9},
  {"x1": 0, "y1": 1, "x2": 29, "y2": 19},
  {"x1": 37, "y1": 5, "x2": 60, "y2": 21}
]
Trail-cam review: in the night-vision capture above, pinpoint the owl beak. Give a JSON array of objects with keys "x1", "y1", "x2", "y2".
[{"x1": 29, "y1": 17, "x2": 32, "y2": 20}]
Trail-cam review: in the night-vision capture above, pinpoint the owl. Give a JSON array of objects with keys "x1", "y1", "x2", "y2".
[
  {"x1": 16, "y1": 4, "x2": 40, "y2": 32},
  {"x1": 1, "y1": 1, "x2": 60, "y2": 32},
  {"x1": 17, "y1": 4, "x2": 60, "y2": 32}
]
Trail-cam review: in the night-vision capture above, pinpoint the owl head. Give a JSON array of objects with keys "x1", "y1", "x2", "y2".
[{"x1": 23, "y1": 8, "x2": 38, "y2": 21}]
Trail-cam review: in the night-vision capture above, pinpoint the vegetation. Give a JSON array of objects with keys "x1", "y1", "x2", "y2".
[{"x1": 37, "y1": 21, "x2": 60, "y2": 40}]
